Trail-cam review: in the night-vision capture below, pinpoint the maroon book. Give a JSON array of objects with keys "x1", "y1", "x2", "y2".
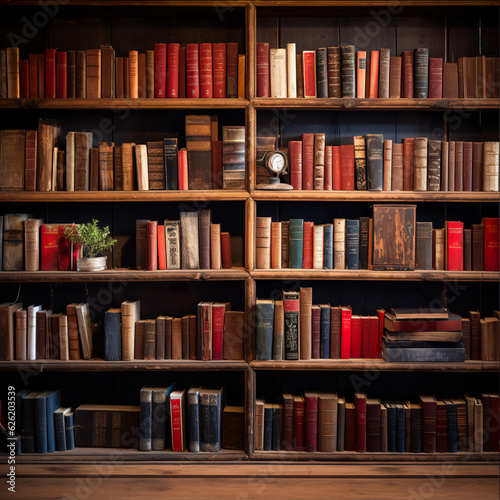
[
  {"x1": 366, "y1": 399, "x2": 381, "y2": 452},
  {"x1": 481, "y1": 394, "x2": 492, "y2": 451},
  {"x1": 303, "y1": 221, "x2": 314, "y2": 269},
  {"x1": 213, "y1": 42, "x2": 226, "y2": 98},
  {"x1": 56, "y1": 51, "x2": 67, "y2": 98},
  {"x1": 289, "y1": 140, "x2": 303, "y2": 190},
  {"x1": 45, "y1": 48, "x2": 57, "y2": 98},
  {"x1": 178, "y1": 45, "x2": 186, "y2": 99},
  {"x1": 154, "y1": 43, "x2": 167, "y2": 98},
  {"x1": 490, "y1": 394, "x2": 499, "y2": 453},
  {"x1": 256, "y1": 42, "x2": 270, "y2": 97},
  {"x1": 463, "y1": 142, "x2": 473, "y2": 191},
  {"x1": 329, "y1": 306, "x2": 342, "y2": 359},
  {"x1": 324, "y1": 146, "x2": 333, "y2": 190},
  {"x1": 186, "y1": 43, "x2": 200, "y2": 98},
  {"x1": 304, "y1": 392, "x2": 318, "y2": 452},
  {"x1": 311, "y1": 305, "x2": 321, "y2": 359},
  {"x1": 354, "y1": 393, "x2": 367, "y2": 452},
  {"x1": 221, "y1": 232, "x2": 232, "y2": 269},
  {"x1": 455, "y1": 141, "x2": 464, "y2": 191},
  {"x1": 20, "y1": 59, "x2": 29, "y2": 98},
  {"x1": 147, "y1": 220, "x2": 158, "y2": 271},
  {"x1": 293, "y1": 395, "x2": 305, "y2": 451},
  {"x1": 29, "y1": 54, "x2": 38, "y2": 98},
  {"x1": 443, "y1": 62, "x2": 459, "y2": 98},
  {"x1": 67, "y1": 50, "x2": 76, "y2": 98},
  {"x1": 226, "y1": 42, "x2": 238, "y2": 98},
  {"x1": 302, "y1": 133, "x2": 314, "y2": 190},
  {"x1": 402, "y1": 50, "x2": 414, "y2": 98},
  {"x1": 166, "y1": 43, "x2": 179, "y2": 98},
  {"x1": 332, "y1": 146, "x2": 341, "y2": 190},
  {"x1": 436, "y1": 401, "x2": 448, "y2": 453},
  {"x1": 403, "y1": 138, "x2": 414, "y2": 191},
  {"x1": 340, "y1": 144, "x2": 355, "y2": 190},
  {"x1": 429, "y1": 57, "x2": 443, "y2": 98},
  {"x1": 200, "y1": 42, "x2": 213, "y2": 98},
  {"x1": 360, "y1": 316, "x2": 370, "y2": 358},
  {"x1": 472, "y1": 142, "x2": 483, "y2": 191},
  {"x1": 418, "y1": 395, "x2": 437, "y2": 453}
]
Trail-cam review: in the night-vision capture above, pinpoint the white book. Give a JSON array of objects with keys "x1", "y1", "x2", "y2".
[
  {"x1": 270, "y1": 48, "x2": 287, "y2": 98},
  {"x1": 66, "y1": 132, "x2": 75, "y2": 191},
  {"x1": 286, "y1": 43, "x2": 297, "y2": 98},
  {"x1": 134, "y1": 144, "x2": 149, "y2": 190},
  {"x1": 27, "y1": 304, "x2": 42, "y2": 360}
]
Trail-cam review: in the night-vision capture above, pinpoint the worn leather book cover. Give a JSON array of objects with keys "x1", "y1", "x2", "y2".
[
  {"x1": 221, "y1": 232, "x2": 232, "y2": 269},
  {"x1": 383, "y1": 139, "x2": 392, "y2": 190},
  {"x1": 185, "y1": 115, "x2": 212, "y2": 189},
  {"x1": 316, "y1": 47, "x2": 328, "y2": 98},
  {"x1": 24, "y1": 218, "x2": 42, "y2": 272},
  {"x1": 76, "y1": 49, "x2": 86, "y2": 98},
  {"x1": 37, "y1": 119, "x2": 61, "y2": 191},
  {"x1": 340, "y1": 45, "x2": 355, "y2": 97},
  {"x1": 44, "y1": 48, "x2": 56, "y2": 98},
  {"x1": 366, "y1": 134, "x2": 384, "y2": 191},
  {"x1": 299, "y1": 287, "x2": 312, "y2": 360},
  {"x1": 391, "y1": 142, "x2": 403, "y2": 191},
  {"x1": 443, "y1": 62, "x2": 458, "y2": 98},
  {"x1": 327, "y1": 46, "x2": 341, "y2": 97},
  {"x1": 256, "y1": 42, "x2": 270, "y2": 97},
  {"x1": 427, "y1": 139, "x2": 441, "y2": 191},
  {"x1": 0, "y1": 129, "x2": 25, "y2": 191},
  {"x1": 56, "y1": 51, "x2": 67, "y2": 98},
  {"x1": 413, "y1": 137, "x2": 428, "y2": 191},
  {"x1": 137, "y1": 52, "x2": 146, "y2": 98},
  {"x1": 432, "y1": 227, "x2": 445, "y2": 270},
  {"x1": 0, "y1": 302, "x2": 23, "y2": 361},
  {"x1": 180, "y1": 211, "x2": 200, "y2": 269},
  {"x1": 256, "y1": 216, "x2": 271, "y2": 269},
  {"x1": 378, "y1": 48, "x2": 390, "y2": 98},
  {"x1": 98, "y1": 142, "x2": 114, "y2": 191},
  {"x1": 100, "y1": 45, "x2": 115, "y2": 98},
  {"x1": 353, "y1": 135, "x2": 367, "y2": 191},
  {"x1": 226, "y1": 42, "x2": 238, "y2": 98},
  {"x1": 415, "y1": 221, "x2": 432, "y2": 270},
  {"x1": 483, "y1": 141, "x2": 499, "y2": 192},
  {"x1": 213, "y1": 42, "x2": 226, "y2": 98},
  {"x1": 134, "y1": 144, "x2": 149, "y2": 190},
  {"x1": 186, "y1": 43, "x2": 200, "y2": 98},
  {"x1": 455, "y1": 141, "x2": 464, "y2": 191},
  {"x1": 29, "y1": 53, "x2": 38, "y2": 98},
  {"x1": 414, "y1": 48, "x2": 429, "y2": 98},
  {"x1": 314, "y1": 133, "x2": 325, "y2": 190},
  {"x1": 145, "y1": 141, "x2": 164, "y2": 190},
  {"x1": 483, "y1": 217, "x2": 499, "y2": 271},
  {"x1": 74, "y1": 131, "x2": 92, "y2": 191},
  {"x1": 429, "y1": 57, "x2": 443, "y2": 98},
  {"x1": 223, "y1": 310, "x2": 244, "y2": 360},
  {"x1": 86, "y1": 49, "x2": 101, "y2": 98},
  {"x1": 302, "y1": 133, "x2": 315, "y2": 190},
  {"x1": 222, "y1": 125, "x2": 245, "y2": 190},
  {"x1": 302, "y1": 50, "x2": 317, "y2": 98},
  {"x1": 340, "y1": 144, "x2": 355, "y2": 190},
  {"x1": 403, "y1": 137, "x2": 415, "y2": 192},
  {"x1": 389, "y1": 56, "x2": 401, "y2": 98}
]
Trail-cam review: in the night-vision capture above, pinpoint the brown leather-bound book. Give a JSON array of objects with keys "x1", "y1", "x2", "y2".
[
  {"x1": 222, "y1": 125, "x2": 245, "y2": 190},
  {"x1": 471, "y1": 223, "x2": 484, "y2": 271},
  {"x1": 463, "y1": 228, "x2": 472, "y2": 271},
  {"x1": 76, "y1": 50, "x2": 86, "y2": 98},
  {"x1": 86, "y1": 49, "x2": 101, "y2": 98},
  {"x1": 146, "y1": 141, "x2": 164, "y2": 190},
  {"x1": 138, "y1": 52, "x2": 146, "y2": 98},
  {"x1": 56, "y1": 149, "x2": 64, "y2": 191},
  {"x1": 256, "y1": 216, "x2": 271, "y2": 269},
  {"x1": 100, "y1": 45, "x2": 115, "y2": 99},
  {"x1": 441, "y1": 141, "x2": 449, "y2": 191},
  {"x1": 314, "y1": 133, "x2": 325, "y2": 190},
  {"x1": 329, "y1": 306, "x2": 341, "y2": 359},
  {"x1": 134, "y1": 320, "x2": 146, "y2": 360},
  {"x1": 271, "y1": 221, "x2": 282, "y2": 269},
  {"x1": 480, "y1": 319, "x2": 489, "y2": 361},
  {"x1": 124, "y1": 57, "x2": 130, "y2": 97},
  {"x1": 164, "y1": 316, "x2": 172, "y2": 359},
  {"x1": 28, "y1": 53, "x2": 38, "y2": 98},
  {"x1": 226, "y1": 42, "x2": 238, "y2": 98},
  {"x1": 383, "y1": 139, "x2": 392, "y2": 190},
  {"x1": 463, "y1": 142, "x2": 473, "y2": 191},
  {"x1": 210, "y1": 223, "x2": 221, "y2": 269},
  {"x1": 6, "y1": 47, "x2": 20, "y2": 98},
  {"x1": 15, "y1": 308, "x2": 27, "y2": 360},
  {"x1": 188, "y1": 314, "x2": 197, "y2": 360},
  {"x1": 469, "y1": 310, "x2": 481, "y2": 360},
  {"x1": 296, "y1": 53, "x2": 304, "y2": 98},
  {"x1": 255, "y1": 399, "x2": 265, "y2": 451},
  {"x1": 238, "y1": 54, "x2": 245, "y2": 99},
  {"x1": 98, "y1": 142, "x2": 114, "y2": 191},
  {"x1": 74, "y1": 131, "x2": 92, "y2": 191},
  {"x1": 181, "y1": 315, "x2": 190, "y2": 360},
  {"x1": 146, "y1": 220, "x2": 158, "y2": 271},
  {"x1": 64, "y1": 50, "x2": 75, "y2": 98},
  {"x1": 0, "y1": 129, "x2": 25, "y2": 191},
  {"x1": 462, "y1": 318, "x2": 471, "y2": 360},
  {"x1": 318, "y1": 393, "x2": 338, "y2": 452},
  {"x1": 299, "y1": 287, "x2": 312, "y2": 360},
  {"x1": 413, "y1": 137, "x2": 428, "y2": 191},
  {"x1": 448, "y1": 141, "x2": 456, "y2": 192},
  {"x1": 391, "y1": 142, "x2": 403, "y2": 191},
  {"x1": 416, "y1": 222, "x2": 432, "y2": 270},
  {"x1": 221, "y1": 232, "x2": 232, "y2": 269},
  {"x1": 49, "y1": 315, "x2": 61, "y2": 358},
  {"x1": 280, "y1": 393, "x2": 294, "y2": 450},
  {"x1": 135, "y1": 219, "x2": 149, "y2": 270},
  {"x1": 429, "y1": 58, "x2": 443, "y2": 98},
  {"x1": 37, "y1": 53, "x2": 44, "y2": 97},
  {"x1": 484, "y1": 57, "x2": 494, "y2": 98},
  {"x1": 24, "y1": 129, "x2": 37, "y2": 191},
  {"x1": 472, "y1": 142, "x2": 483, "y2": 191},
  {"x1": 66, "y1": 303, "x2": 81, "y2": 360},
  {"x1": 35, "y1": 309, "x2": 48, "y2": 359},
  {"x1": 304, "y1": 392, "x2": 319, "y2": 452},
  {"x1": 273, "y1": 300, "x2": 284, "y2": 360},
  {"x1": 378, "y1": 48, "x2": 390, "y2": 98},
  {"x1": 128, "y1": 50, "x2": 138, "y2": 99},
  {"x1": 155, "y1": 316, "x2": 166, "y2": 360},
  {"x1": 402, "y1": 50, "x2": 414, "y2": 98},
  {"x1": 353, "y1": 135, "x2": 367, "y2": 191},
  {"x1": 483, "y1": 141, "x2": 499, "y2": 192},
  {"x1": 403, "y1": 138, "x2": 414, "y2": 191},
  {"x1": 198, "y1": 209, "x2": 212, "y2": 269},
  {"x1": 3, "y1": 213, "x2": 29, "y2": 271},
  {"x1": 255, "y1": 136, "x2": 276, "y2": 186},
  {"x1": 223, "y1": 310, "x2": 244, "y2": 360},
  {"x1": 24, "y1": 218, "x2": 42, "y2": 272},
  {"x1": 0, "y1": 302, "x2": 23, "y2": 361},
  {"x1": 485, "y1": 318, "x2": 500, "y2": 361},
  {"x1": 432, "y1": 228, "x2": 445, "y2": 270},
  {"x1": 113, "y1": 145, "x2": 122, "y2": 190},
  {"x1": 418, "y1": 395, "x2": 437, "y2": 453},
  {"x1": 427, "y1": 140, "x2": 441, "y2": 191},
  {"x1": 198, "y1": 301, "x2": 213, "y2": 360},
  {"x1": 37, "y1": 119, "x2": 61, "y2": 191},
  {"x1": 0, "y1": 49, "x2": 6, "y2": 98},
  {"x1": 366, "y1": 398, "x2": 381, "y2": 452},
  {"x1": 180, "y1": 211, "x2": 200, "y2": 269},
  {"x1": 146, "y1": 50, "x2": 154, "y2": 98},
  {"x1": 121, "y1": 142, "x2": 135, "y2": 191},
  {"x1": 115, "y1": 56, "x2": 124, "y2": 98},
  {"x1": 185, "y1": 115, "x2": 212, "y2": 190},
  {"x1": 327, "y1": 46, "x2": 341, "y2": 97},
  {"x1": 90, "y1": 147, "x2": 99, "y2": 191},
  {"x1": 455, "y1": 141, "x2": 464, "y2": 191},
  {"x1": 144, "y1": 319, "x2": 156, "y2": 360},
  {"x1": 443, "y1": 62, "x2": 458, "y2": 98},
  {"x1": 281, "y1": 221, "x2": 290, "y2": 268},
  {"x1": 389, "y1": 56, "x2": 401, "y2": 98}
]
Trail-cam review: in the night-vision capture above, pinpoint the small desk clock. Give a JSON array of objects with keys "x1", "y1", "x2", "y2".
[{"x1": 255, "y1": 150, "x2": 293, "y2": 190}]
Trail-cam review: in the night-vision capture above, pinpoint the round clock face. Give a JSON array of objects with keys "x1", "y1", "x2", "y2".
[{"x1": 265, "y1": 151, "x2": 287, "y2": 175}]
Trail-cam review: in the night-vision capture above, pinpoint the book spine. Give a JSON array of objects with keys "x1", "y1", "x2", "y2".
[
  {"x1": 44, "y1": 49, "x2": 56, "y2": 98},
  {"x1": 341, "y1": 45, "x2": 355, "y2": 97},
  {"x1": 226, "y1": 42, "x2": 238, "y2": 98},
  {"x1": 213, "y1": 43, "x2": 226, "y2": 98},
  {"x1": 345, "y1": 219, "x2": 359, "y2": 269},
  {"x1": 287, "y1": 43, "x2": 297, "y2": 98},
  {"x1": 378, "y1": 48, "x2": 390, "y2": 98},
  {"x1": 305, "y1": 395, "x2": 318, "y2": 452},
  {"x1": 353, "y1": 136, "x2": 367, "y2": 191},
  {"x1": 316, "y1": 47, "x2": 328, "y2": 98},
  {"x1": 429, "y1": 58, "x2": 443, "y2": 98},
  {"x1": 186, "y1": 43, "x2": 200, "y2": 98},
  {"x1": 327, "y1": 46, "x2": 341, "y2": 97},
  {"x1": 389, "y1": 56, "x2": 402, "y2": 98},
  {"x1": 427, "y1": 139, "x2": 442, "y2": 191},
  {"x1": 154, "y1": 43, "x2": 167, "y2": 98},
  {"x1": 414, "y1": 137, "x2": 428, "y2": 191},
  {"x1": 289, "y1": 140, "x2": 303, "y2": 190},
  {"x1": 167, "y1": 43, "x2": 180, "y2": 98},
  {"x1": 256, "y1": 43, "x2": 270, "y2": 97},
  {"x1": 366, "y1": 134, "x2": 383, "y2": 191},
  {"x1": 200, "y1": 43, "x2": 213, "y2": 98},
  {"x1": 357, "y1": 51, "x2": 366, "y2": 98},
  {"x1": 255, "y1": 301, "x2": 274, "y2": 361},
  {"x1": 414, "y1": 48, "x2": 429, "y2": 98}
]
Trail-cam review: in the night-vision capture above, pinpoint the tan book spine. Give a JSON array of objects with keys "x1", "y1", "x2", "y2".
[
  {"x1": 98, "y1": 142, "x2": 114, "y2": 191},
  {"x1": 171, "y1": 317, "x2": 182, "y2": 360},
  {"x1": 270, "y1": 48, "x2": 287, "y2": 98},
  {"x1": 296, "y1": 53, "x2": 304, "y2": 98},
  {"x1": 299, "y1": 287, "x2": 312, "y2": 360},
  {"x1": 413, "y1": 137, "x2": 428, "y2": 191},
  {"x1": 287, "y1": 43, "x2": 297, "y2": 98},
  {"x1": 474, "y1": 400, "x2": 483, "y2": 452},
  {"x1": 144, "y1": 319, "x2": 156, "y2": 360},
  {"x1": 333, "y1": 218, "x2": 346, "y2": 269},
  {"x1": 121, "y1": 142, "x2": 135, "y2": 191},
  {"x1": 210, "y1": 223, "x2": 222, "y2": 269},
  {"x1": 138, "y1": 52, "x2": 146, "y2": 99},
  {"x1": 256, "y1": 217, "x2": 271, "y2": 269},
  {"x1": 6, "y1": 47, "x2": 20, "y2": 98},
  {"x1": 15, "y1": 309, "x2": 27, "y2": 361},
  {"x1": 391, "y1": 142, "x2": 403, "y2": 191},
  {"x1": 441, "y1": 141, "x2": 449, "y2": 191},
  {"x1": 134, "y1": 144, "x2": 149, "y2": 190},
  {"x1": 121, "y1": 300, "x2": 140, "y2": 361},
  {"x1": 146, "y1": 50, "x2": 155, "y2": 98},
  {"x1": 134, "y1": 320, "x2": 145, "y2": 359},
  {"x1": 485, "y1": 317, "x2": 500, "y2": 362},
  {"x1": 66, "y1": 304, "x2": 81, "y2": 360},
  {"x1": 86, "y1": 49, "x2": 101, "y2": 98},
  {"x1": 24, "y1": 218, "x2": 42, "y2": 271},
  {"x1": 59, "y1": 314, "x2": 69, "y2": 361},
  {"x1": 480, "y1": 319, "x2": 489, "y2": 361},
  {"x1": 313, "y1": 225, "x2": 324, "y2": 269},
  {"x1": 271, "y1": 221, "x2": 282, "y2": 269},
  {"x1": 223, "y1": 310, "x2": 244, "y2": 360},
  {"x1": 0, "y1": 130, "x2": 25, "y2": 192},
  {"x1": 318, "y1": 393, "x2": 338, "y2": 452},
  {"x1": 432, "y1": 228, "x2": 445, "y2": 270},
  {"x1": 383, "y1": 140, "x2": 392, "y2": 191},
  {"x1": 314, "y1": 133, "x2": 325, "y2": 190},
  {"x1": 238, "y1": 54, "x2": 245, "y2": 99},
  {"x1": 129, "y1": 50, "x2": 139, "y2": 99},
  {"x1": 255, "y1": 399, "x2": 265, "y2": 451},
  {"x1": 483, "y1": 142, "x2": 499, "y2": 192}
]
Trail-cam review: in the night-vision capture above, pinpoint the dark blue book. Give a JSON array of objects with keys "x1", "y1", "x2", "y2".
[
  {"x1": 345, "y1": 219, "x2": 360, "y2": 269},
  {"x1": 386, "y1": 403, "x2": 396, "y2": 452},
  {"x1": 255, "y1": 299, "x2": 274, "y2": 360},
  {"x1": 263, "y1": 405, "x2": 273, "y2": 451},
  {"x1": 21, "y1": 392, "x2": 40, "y2": 453},
  {"x1": 54, "y1": 408, "x2": 71, "y2": 451},
  {"x1": 199, "y1": 387, "x2": 225, "y2": 452},
  {"x1": 35, "y1": 392, "x2": 50, "y2": 453},
  {"x1": 319, "y1": 304, "x2": 330, "y2": 359},
  {"x1": 104, "y1": 308, "x2": 122, "y2": 361},
  {"x1": 152, "y1": 384, "x2": 176, "y2": 451},
  {"x1": 15, "y1": 389, "x2": 30, "y2": 438},
  {"x1": 323, "y1": 224, "x2": 333, "y2": 269},
  {"x1": 164, "y1": 138, "x2": 178, "y2": 190},
  {"x1": 395, "y1": 403, "x2": 406, "y2": 453},
  {"x1": 187, "y1": 386, "x2": 201, "y2": 453},
  {"x1": 64, "y1": 411, "x2": 75, "y2": 450},
  {"x1": 139, "y1": 387, "x2": 153, "y2": 451},
  {"x1": 271, "y1": 405, "x2": 282, "y2": 451},
  {"x1": 46, "y1": 389, "x2": 61, "y2": 453},
  {"x1": 289, "y1": 219, "x2": 304, "y2": 269},
  {"x1": 446, "y1": 400, "x2": 458, "y2": 453},
  {"x1": 366, "y1": 134, "x2": 384, "y2": 191}
]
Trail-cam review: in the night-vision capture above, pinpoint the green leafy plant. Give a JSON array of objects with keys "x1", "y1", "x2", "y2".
[{"x1": 63, "y1": 219, "x2": 117, "y2": 259}]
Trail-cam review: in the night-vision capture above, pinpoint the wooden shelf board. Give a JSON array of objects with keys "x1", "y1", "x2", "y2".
[
  {"x1": 253, "y1": 0, "x2": 498, "y2": 6},
  {"x1": 250, "y1": 360, "x2": 500, "y2": 371},
  {"x1": 250, "y1": 269, "x2": 499, "y2": 281},
  {"x1": 251, "y1": 191, "x2": 499, "y2": 202},
  {"x1": 0, "y1": 98, "x2": 249, "y2": 110},
  {"x1": 0, "y1": 360, "x2": 248, "y2": 372},
  {"x1": 0, "y1": 268, "x2": 249, "y2": 282},
  {"x1": 251, "y1": 97, "x2": 500, "y2": 110}
]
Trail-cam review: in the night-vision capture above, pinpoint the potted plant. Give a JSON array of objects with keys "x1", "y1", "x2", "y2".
[{"x1": 63, "y1": 219, "x2": 117, "y2": 271}]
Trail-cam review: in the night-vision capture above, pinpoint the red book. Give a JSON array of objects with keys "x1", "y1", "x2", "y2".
[
  {"x1": 211, "y1": 303, "x2": 226, "y2": 360},
  {"x1": 212, "y1": 140, "x2": 223, "y2": 189},
  {"x1": 293, "y1": 395, "x2": 305, "y2": 451},
  {"x1": 332, "y1": 146, "x2": 341, "y2": 190},
  {"x1": 402, "y1": 50, "x2": 414, "y2": 98},
  {"x1": 57, "y1": 225, "x2": 71, "y2": 271},
  {"x1": 147, "y1": 220, "x2": 158, "y2": 271},
  {"x1": 302, "y1": 221, "x2": 314, "y2": 269},
  {"x1": 167, "y1": 43, "x2": 180, "y2": 98},
  {"x1": 45, "y1": 48, "x2": 57, "y2": 98},
  {"x1": 304, "y1": 392, "x2": 318, "y2": 452},
  {"x1": 41, "y1": 224, "x2": 59, "y2": 271},
  {"x1": 302, "y1": 50, "x2": 316, "y2": 97},
  {"x1": 446, "y1": 221, "x2": 464, "y2": 271},
  {"x1": 312, "y1": 306, "x2": 321, "y2": 359},
  {"x1": 37, "y1": 53, "x2": 45, "y2": 98},
  {"x1": 20, "y1": 59, "x2": 29, "y2": 98},
  {"x1": 221, "y1": 232, "x2": 232, "y2": 269},
  {"x1": 186, "y1": 43, "x2": 200, "y2": 98},
  {"x1": 369, "y1": 50, "x2": 379, "y2": 98},
  {"x1": 256, "y1": 42, "x2": 270, "y2": 97},
  {"x1": 170, "y1": 392, "x2": 185, "y2": 452},
  {"x1": 289, "y1": 140, "x2": 303, "y2": 190},
  {"x1": 340, "y1": 144, "x2": 355, "y2": 190},
  {"x1": 154, "y1": 43, "x2": 167, "y2": 98},
  {"x1": 178, "y1": 45, "x2": 186, "y2": 98},
  {"x1": 56, "y1": 51, "x2": 67, "y2": 98},
  {"x1": 226, "y1": 42, "x2": 238, "y2": 98},
  {"x1": 157, "y1": 224, "x2": 166, "y2": 270},
  {"x1": 324, "y1": 146, "x2": 333, "y2": 190},
  {"x1": 200, "y1": 42, "x2": 213, "y2": 98},
  {"x1": 360, "y1": 316, "x2": 370, "y2": 358},
  {"x1": 350, "y1": 315, "x2": 362, "y2": 358},
  {"x1": 29, "y1": 54, "x2": 38, "y2": 98},
  {"x1": 213, "y1": 43, "x2": 226, "y2": 98},
  {"x1": 483, "y1": 217, "x2": 499, "y2": 271},
  {"x1": 354, "y1": 393, "x2": 367, "y2": 453},
  {"x1": 302, "y1": 133, "x2": 314, "y2": 190},
  {"x1": 178, "y1": 148, "x2": 188, "y2": 190},
  {"x1": 490, "y1": 394, "x2": 499, "y2": 453},
  {"x1": 376, "y1": 308, "x2": 385, "y2": 359},
  {"x1": 429, "y1": 57, "x2": 443, "y2": 98},
  {"x1": 369, "y1": 315, "x2": 379, "y2": 359},
  {"x1": 340, "y1": 306, "x2": 352, "y2": 359}
]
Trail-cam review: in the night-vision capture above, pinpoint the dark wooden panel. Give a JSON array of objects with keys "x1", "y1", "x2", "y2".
[
  {"x1": 396, "y1": 17, "x2": 446, "y2": 59},
  {"x1": 340, "y1": 111, "x2": 397, "y2": 144},
  {"x1": 340, "y1": 16, "x2": 396, "y2": 53},
  {"x1": 256, "y1": 15, "x2": 278, "y2": 47},
  {"x1": 280, "y1": 17, "x2": 339, "y2": 54},
  {"x1": 396, "y1": 111, "x2": 445, "y2": 142},
  {"x1": 448, "y1": 16, "x2": 479, "y2": 61},
  {"x1": 447, "y1": 110, "x2": 499, "y2": 142},
  {"x1": 49, "y1": 17, "x2": 111, "y2": 50},
  {"x1": 481, "y1": 14, "x2": 500, "y2": 57}
]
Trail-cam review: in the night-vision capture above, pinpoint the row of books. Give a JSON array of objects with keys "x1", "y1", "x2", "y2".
[
  {"x1": 257, "y1": 42, "x2": 500, "y2": 99},
  {"x1": 0, "y1": 117, "x2": 246, "y2": 192},
  {"x1": 136, "y1": 210, "x2": 234, "y2": 271},
  {"x1": 0, "y1": 299, "x2": 245, "y2": 362},
  {"x1": 14, "y1": 389, "x2": 74, "y2": 454},
  {"x1": 255, "y1": 392, "x2": 500, "y2": 453},
  {"x1": 281, "y1": 134, "x2": 499, "y2": 192},
  {"x1": 255, "y1": 214, "x2": 500, "y2": 272},
  {"x1": 1, "y1": 43, "x2": 245, "y2": 99}
]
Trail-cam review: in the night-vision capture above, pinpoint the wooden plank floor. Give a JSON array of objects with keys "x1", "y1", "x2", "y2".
[{"x1": 2, "y1": 461, "x2": 498, "y2": 500}]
